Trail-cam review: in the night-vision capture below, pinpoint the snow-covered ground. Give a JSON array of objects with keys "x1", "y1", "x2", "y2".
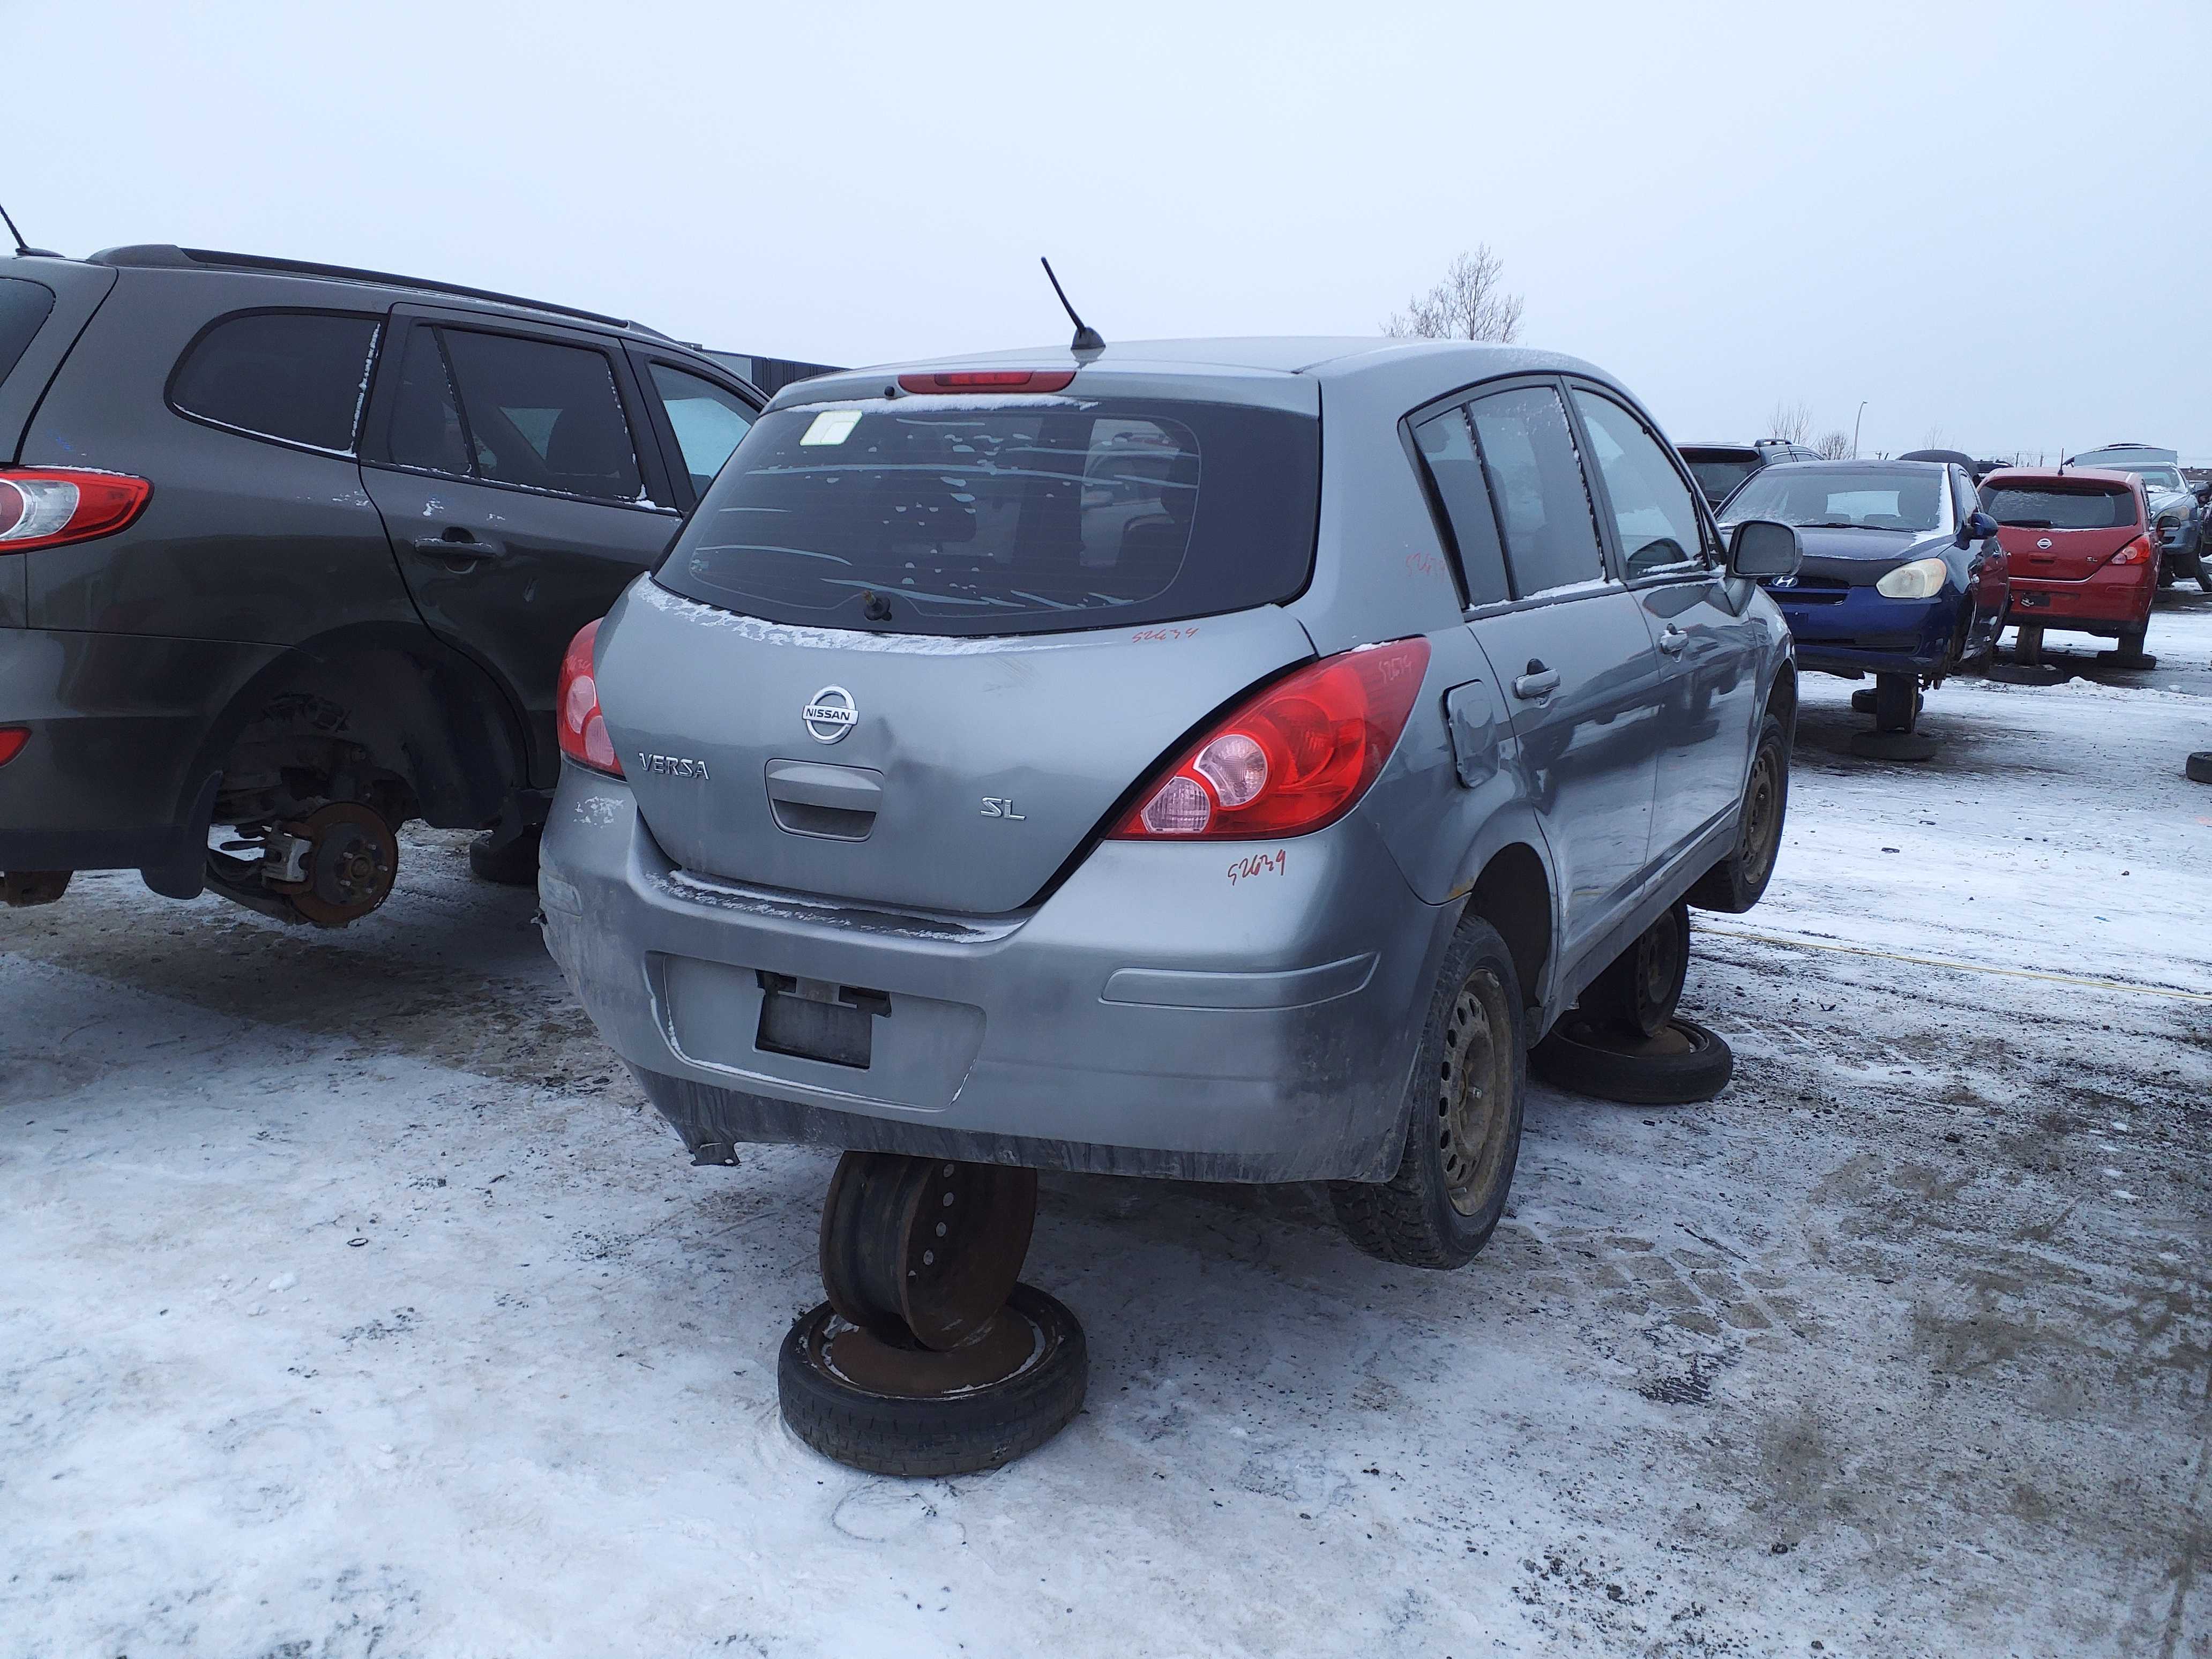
[{"x1": 4, "y1": 592, "x2": 2210, "y2": 1658}]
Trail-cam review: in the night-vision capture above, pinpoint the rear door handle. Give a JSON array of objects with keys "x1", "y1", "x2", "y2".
[
  {"x1": 410, "y1": 530, "x2": 506, "y2": 566},
  {"x1": 1657, "y1": 625, "x2": 1688, "y2": 655},
  {"x1": 1512, "y1": 662, "x2": 1561, "y2": 699}
]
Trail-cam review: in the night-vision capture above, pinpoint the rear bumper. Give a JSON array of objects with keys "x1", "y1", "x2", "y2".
[
  {"x1": 0, "y1": 629, "x2": 282, "y2": 875},
  {"x1": 2008, "y1": 564, "x2": 2155, "y2": 636},
  {"x1": 1771, "y1": 586, "x2": 1981, "y2": 678},
  {"x1": 539, "y1": 767, "x2": 1452, "y2": 1182}
]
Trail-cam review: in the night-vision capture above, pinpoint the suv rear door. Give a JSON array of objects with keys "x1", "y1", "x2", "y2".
[{"x1": 359, "y1": 307, "x2": 685, "y2": 788}]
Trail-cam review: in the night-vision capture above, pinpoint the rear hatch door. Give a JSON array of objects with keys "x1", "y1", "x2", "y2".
[
  {"x1": 1986, "y1": 480, "x2": 2140, "y2": 580},
  {"x1": 596, "y1": 371, "x2": 1324, "y2": 915}
]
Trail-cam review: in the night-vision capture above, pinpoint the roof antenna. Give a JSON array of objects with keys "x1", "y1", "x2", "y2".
[
  {"x1": 0, "y1": 201, "x2": 57, "y2": 259},
  {"x1": 1040, "y1": 257, "x2": 1105, "y2": 355}
]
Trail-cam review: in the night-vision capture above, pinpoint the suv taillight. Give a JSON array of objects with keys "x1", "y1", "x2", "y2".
[
  {"x1": 0, "y1": 469, "x2": 153, "y2": 553},
  {"x1": 1110, "y1": 638, "x2": 1430, "y2": 840},
  {"x1": 556, "y1": 619, "x2": 623, "y2": 776}
]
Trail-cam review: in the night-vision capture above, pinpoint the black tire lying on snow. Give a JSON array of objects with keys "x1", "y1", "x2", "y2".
[
  {"x1": 778, "y1": 1282, "x2": 1087, "y2": 1477},
  {"x1": 1530, "y1": 1015, "x2": 1735, "y2": 1107}
]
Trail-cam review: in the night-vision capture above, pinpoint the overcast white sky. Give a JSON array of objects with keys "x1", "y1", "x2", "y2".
[{"x1": 10, "y1": 0, "x2": 2209, "y2": 458}]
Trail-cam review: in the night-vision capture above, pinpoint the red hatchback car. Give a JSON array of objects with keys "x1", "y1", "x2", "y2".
[{"x1": 1978, "y1": 467, "x2": 2159, "y2": 665}]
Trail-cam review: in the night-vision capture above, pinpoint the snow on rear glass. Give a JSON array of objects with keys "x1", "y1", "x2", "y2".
[{"x1": 655, "y1": 399, "x2": 1319, "y2": 637}]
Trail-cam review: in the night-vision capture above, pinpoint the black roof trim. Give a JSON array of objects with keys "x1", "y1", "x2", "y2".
[{"x1": 88, "y1": 244, "x2": 669, "y2": 338}]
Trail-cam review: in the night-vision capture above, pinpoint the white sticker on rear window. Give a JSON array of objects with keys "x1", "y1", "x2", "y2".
[{"x1": 799, "y1": 409, "x2": 861, "y2": 446}]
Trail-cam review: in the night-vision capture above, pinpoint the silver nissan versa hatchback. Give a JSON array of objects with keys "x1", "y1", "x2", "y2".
[{"x1": 540, "y1": 338, "x2": 1802, "y2": 1269}]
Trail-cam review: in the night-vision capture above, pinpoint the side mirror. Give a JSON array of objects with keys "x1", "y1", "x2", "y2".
[
  {"x1": 1727, "y1": 518, "x2": 1802, "y2": 579},
  {"x1": 1956, "y1": 509, "x2": 1999, "y2": 547}
]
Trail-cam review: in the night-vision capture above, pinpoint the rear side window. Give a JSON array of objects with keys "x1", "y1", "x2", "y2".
[
  {"x1": 1412, "y1": 406, "x2": 1508, "y2": 606},
  {"x1": 0, "y1": 277, "x2": 55, "y2": 388},
  {"x1": 1572, "y1": 391, "x2": 1709, "y2": 577},
  {"x1": 1466, "y1": 386, "x2": 1607, "y2": 596},
  {"x1": 658, "y1": 397, "x2": 1319, "y2": 637},
  {"x1": 1981, "y1": 484, "x2": 2138, "y2": 529},
  {"x1": 384, "y1": 325, "x2": 645, "y2": 504},
  {"x1": 647, "y1": 363, "x2": 756, "y2": 496},
  {"x1": 170, "y1": 311, "x2": 380, "y2": 453}
]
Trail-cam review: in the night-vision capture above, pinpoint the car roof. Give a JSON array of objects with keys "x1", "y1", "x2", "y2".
[
  {"x1": 87, "y1": 243, "x2": 671, "y2": 338},
  {"x1": 1981, "y1": 466, "x2": 2138, "y2": 487},
  {"x1": 1755, "y1": 458, "x2": 1949, "y2": 473},
  {"x1": 1678, "y1": 443, "x2": 1762, "y2": 454},
  {"x1": 767, "y1": 335, "x2": 1621, "y2": 414}
]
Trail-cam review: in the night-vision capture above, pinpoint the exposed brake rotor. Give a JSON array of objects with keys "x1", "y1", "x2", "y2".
[{"x1": 267, "y1": 801, "x2": 398, "y2": 927}]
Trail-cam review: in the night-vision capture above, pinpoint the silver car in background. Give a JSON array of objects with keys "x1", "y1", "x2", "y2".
[{"x1": 540, "y1": 338, "x2": 1800, "y2": 1268}]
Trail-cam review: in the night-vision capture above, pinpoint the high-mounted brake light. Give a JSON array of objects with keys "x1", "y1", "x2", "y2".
[
  {"x1": 1111, "y1": 638, "x2": 1431, "y2": 841},
  {"x1": 895, "y1": 370, "x2": 1077, "y2": 395},
  {"x1": 0, "y1": 469, "x2": 153, "y2": 554},
  {"x1": 556, "y1": 619, "x2": 623, "y2": 776}
]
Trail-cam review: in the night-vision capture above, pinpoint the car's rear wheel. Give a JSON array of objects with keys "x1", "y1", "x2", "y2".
[
  {"x1": 1688, "y1": 710, "x2": 1789, "y2": 913},
  {"x1": 1873, "y1": 671, "x2": 1919, "y2": 734},
  {"x1": 1579, "y1": 901, "x2": 1689, "y2": 1038},
  {"x1": 1330, "y1": 914, "x2": 1525, "y2": 1270}
]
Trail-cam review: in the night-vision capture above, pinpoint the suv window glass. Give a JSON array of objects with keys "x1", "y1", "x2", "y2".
[
  {"x1": 1684, "y1": 453, "x2": 1761, "y2": 503},
  {"x1": 658, "y1": 397, "x2": 1320, "y2": 637},
  {"x1": 170, "y1": 311, "x2": 380, "y2": 452},
  {"x1": 387, "y1": 327, "x2": 470, "y2": 475},
  {"x1": 1981, "y1": 483, "x2": 2138, "y2": 529},
  {"x1": 0, "y1": 277, "x2": 55, "y2": 388},
  {"x1": 1412, "y1": 405, "x2": 1508, "y2": 606},
  {"x1": 648, "y1": 363, "x2": 756, "y2": 496},
  {"x1": 1572, "y1": 391, "x2": 1708, "y2": 577},
  {"x1": 437, "y1": 329, "x2": 643, "y2": 503},
  {"x1": 1466, "y1": 385, "x2": 1606, "y2": 596}
]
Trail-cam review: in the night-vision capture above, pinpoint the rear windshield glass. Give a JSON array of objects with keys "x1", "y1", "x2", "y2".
[
  {"x1": 0, "y1": 277, "x2": 57, "y2": 389},
  {"x1": 1686, "y1": 457, "x2": 1760, "y2": 500},
  {"x1": 1982, "y1": 485, "x2": 2137, "y2": 529},
  {"x1": 656, "y1": 397, "x2": 1320, "y2": 636},
  {"x1": 1722, "y1": 466, "x2": 1945, "y2": 533}
]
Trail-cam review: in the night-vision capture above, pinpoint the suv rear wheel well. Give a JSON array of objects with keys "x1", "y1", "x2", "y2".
[
  {"x1": 204, "y1": 634, "x2": 526, "y2": 834},
  {"x1": 1466, "y1": 843, "x2": 1551, "y2": 1012}
]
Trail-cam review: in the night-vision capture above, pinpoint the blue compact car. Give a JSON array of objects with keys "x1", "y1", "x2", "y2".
[{"x1": 1718, "y1": 459, "x2": 2006, "y2": 737}]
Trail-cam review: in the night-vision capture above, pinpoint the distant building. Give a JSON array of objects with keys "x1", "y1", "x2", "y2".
[{"x1": 707, "y1": 350, "x2": 843, "y2": 397}]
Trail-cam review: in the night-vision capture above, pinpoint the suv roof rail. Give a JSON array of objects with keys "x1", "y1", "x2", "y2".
[{"x1": 88, "y1": 243, "x2": 672, "y2": 339}]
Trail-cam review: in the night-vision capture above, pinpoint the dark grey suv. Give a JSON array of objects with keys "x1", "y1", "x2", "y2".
[{"x1": 0, "y1": 244, "x2": 772, "y2": 923}]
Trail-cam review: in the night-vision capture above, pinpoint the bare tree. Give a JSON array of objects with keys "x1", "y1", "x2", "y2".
[
  {"x1": 1814, "y1": 429, "x2": 1854, "y2": 460},
  {"x1": 1384, "y1": 245, "x2": 1525, "y2": 343},
  {"x1": 1920, "y1": 425, "x2": 1951, "y2": 452},
  {"x1": 1767, "y1": 400, "x2": 1813, "y2": 446}
]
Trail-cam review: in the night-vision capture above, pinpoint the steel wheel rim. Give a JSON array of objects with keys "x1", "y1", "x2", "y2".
[
  {"x1": 1437, "y1": 967, "x2": 1513, "y2": 1216},
  {"x1": 1742, "y1": 748, "x2": 1782, "y2": 888},
  {"x1": 1636, "y1": 916, "x2": 1683, "y2": 1026}
]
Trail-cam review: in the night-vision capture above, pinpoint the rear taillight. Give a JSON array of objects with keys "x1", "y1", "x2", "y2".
[
  {"x1": 895, "y1": 370, "x2": 1077, "y2": 394},
  {"x1": 1111, "y1": 638, "x2": 1431, "y2": 840},
  {"x1": 0, "y1": 469, "x2": 152, "y2": 553},
  {"x1": 0, "y1": 728, "x2": 27, "y2": 767},
  {"x1": 2108, "y1": 535, "x2": 2154, "y2": 566},
  {"x1": 556, "y1": 619, "x2": 623, "y2": 776}
]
